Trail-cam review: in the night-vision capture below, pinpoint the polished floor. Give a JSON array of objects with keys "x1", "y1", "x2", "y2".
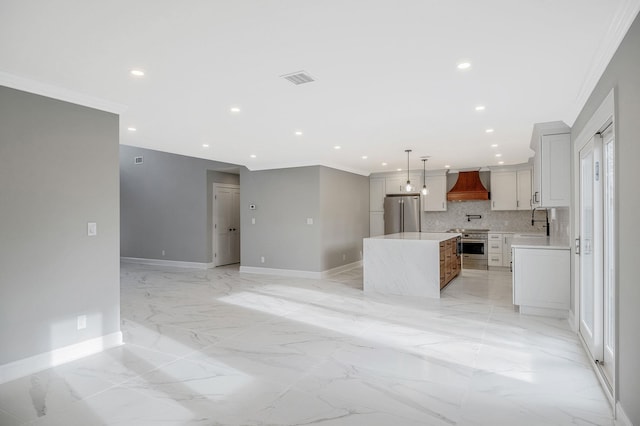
[{"x1": 0, "y1": 264, "x2": 613, "y2": 425}]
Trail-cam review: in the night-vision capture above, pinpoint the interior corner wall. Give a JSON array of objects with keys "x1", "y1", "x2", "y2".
[
  {"x1": 119, "y1": 145, "x2": 239, "y2": 264},
  {"x1": 319, "y1": 167, "x2": 369, "y2": 270},
  {"x1": 239, "y1": 166, "x2": 322, "y2": 272},
  {"x1": 570, "y1": 12, "x2": 640, "y2": 424},
  {"x1": 0, "y1": 86, "x2": 120, "y2": 365}
]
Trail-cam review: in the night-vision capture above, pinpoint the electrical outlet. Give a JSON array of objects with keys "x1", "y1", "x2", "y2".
[
  {"x1": 260, "y1": 256, "x2": 265, "y2": 263},
  {"x1": 251, "y1": 217, "x2": 256, "y2": 225},
  {"x1": 342, "y1": 253, "x2": 346, "y2": 261},
  {"x1": 87, "y1": 222, "x2": 97, "y2": 236},
  {"x1": 162, "y1": 250, "x2": 165, "y2": 256},
  {"x1": 306, "y1": 218, "x2": 313, "y2": 225},
  {"x1": 77, "y1": 315, "x2": 87, "y2": 330}
]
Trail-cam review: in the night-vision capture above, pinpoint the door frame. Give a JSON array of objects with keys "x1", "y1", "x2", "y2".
[
  {"x1": 572, "y1": 89, "x2": 615, "y2": 404},
  {"x1": 212, "y1": 183, "x2": 240, "y2": 266}
]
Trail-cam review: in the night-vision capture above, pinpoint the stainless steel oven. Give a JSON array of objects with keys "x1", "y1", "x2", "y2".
[{"x1": 448, "y1": 229, "x2": 488, "y2": 270}]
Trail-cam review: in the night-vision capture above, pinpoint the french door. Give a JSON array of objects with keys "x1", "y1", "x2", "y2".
[{"x1": 578, "y1": 124, "x2": 615, "y2": 389}]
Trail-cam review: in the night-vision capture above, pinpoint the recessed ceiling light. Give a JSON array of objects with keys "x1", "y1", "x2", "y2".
[
  {"x1": 397, "y1": 168, "x2": 402, "y2": 172},
  {"x1": 295, "y1": 131, "x2": 303, "y2": 136},
  {"x1": 362, "y1": 156, "x2": 368, "y2": 160},
  {"x1": 445, "y1": 165, "x2": 451, "y2": 168},
  {"x1": 457, "y1": 62, "x2": 471, "y2": 70},
  {"x1": 130, "y1": 69, "x2": 145, "y2": 77},
  {"x1": 230, "y1": 107, "x2": 241, "y2": 113},
  {"x1": 498, "y1": 161, "x2": 505, "y2": 165},
  {"x1": 486, "y1": 128, "x2": 495, "y2": 133},
  {"x1": 334, "y1": 145, "x2": 341, "y2": 150},
  {"x1": 491, "y1": 144, "x2": 498, "y2": 148},
  {"x1": 127, "y1": 127, "x2": 137, "y2": 132},
  {"x1": 250, "y1": 154, "x2": 257, "y2": 158},
  {"x1": 382, "y1": 162, "x2": 388, "y2": 166},
  {"x1": 202, "y1": 144, "x2": 209, "y2": 148},
  {"x1": 496, "y1": 153, "x2": 502, "y2": 157},
  {"x1": 475, "y1": 105, "x2": 486, "y2": 111}
]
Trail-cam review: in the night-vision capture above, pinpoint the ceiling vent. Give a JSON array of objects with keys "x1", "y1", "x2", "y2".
[{"x1": 281, "y1": 71, "x2": 315, "y2": 85}]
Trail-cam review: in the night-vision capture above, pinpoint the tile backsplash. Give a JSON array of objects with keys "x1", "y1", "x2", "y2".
[{"x1": 421, "y1": 200, "x2": 548, "y2": 233}]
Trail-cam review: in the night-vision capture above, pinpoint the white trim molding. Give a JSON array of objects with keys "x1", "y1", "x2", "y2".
[
  {"x1": 240, "y1": 266, "x2": 322, "y2": 279},
  {"x1": 240, "y1": 261, "x2": 362, "y2": 280},
  {"x1": 0, "y1": 71, "x2": 127, "y2": 114},
  {"x1": 321, "y1": 261, "x2": 362, "y2": 278},
  {"x1": 615, "y1": 401, "x2": 632, "y2": 426},
  {"x1": 121, "y1": 257, "x2": 214, "y2": 270},
  {"x1": 0, "y1": 332, "x2": 122, "y2": 384}
]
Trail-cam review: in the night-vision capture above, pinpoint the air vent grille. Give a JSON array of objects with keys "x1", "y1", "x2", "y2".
[
  {"x1": 281, "y1": 71, "x2": 315, "y2": 85},
  {"x1": 134, "y1": 156, "x2": 143, "y2": 164}
]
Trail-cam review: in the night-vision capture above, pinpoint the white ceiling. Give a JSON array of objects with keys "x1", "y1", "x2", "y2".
[{"x1": 1, "y1": 1, "x2": 639, "y2": 175}]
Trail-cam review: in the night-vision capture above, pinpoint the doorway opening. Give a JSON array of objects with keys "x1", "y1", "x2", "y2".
[{"x1": 213, "y1": 183, "x2": 240, "y2": 266}]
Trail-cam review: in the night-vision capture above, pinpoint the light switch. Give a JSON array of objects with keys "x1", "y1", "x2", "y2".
[
  {"x1": 77, "y1": 315, "x2": 87, "y2": 330},
  {"x1": 251, "y1": 217, "x2": 256, "y2": 225},
  {"x1": 87, "y1": 222, "x2": 97, "y2": 236},
  {"x1": 306, "y1": 218, "x2": 313, "y2": 225}
]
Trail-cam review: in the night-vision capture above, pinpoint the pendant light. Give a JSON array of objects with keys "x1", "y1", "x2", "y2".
[
  {"x1": 421, "y1": 158, "x2": 429, "y2": 195},
  {"x1": 405, "y1": 149, "x2": 413, "y2": 192}
]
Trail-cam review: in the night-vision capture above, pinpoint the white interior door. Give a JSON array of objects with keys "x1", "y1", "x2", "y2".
[
  {"x1": 601, "y1": 126, "x2": 615, "y2": 386},
  {"x1": 578, "y1": 136, "x2": 602, "y2": 360},
  {"x1": 213, "y1": 184, "x2": 240, "y2": 266}
]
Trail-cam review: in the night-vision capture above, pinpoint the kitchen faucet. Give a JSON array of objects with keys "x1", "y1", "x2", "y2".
[{"x1": 531, "y1": 207, "x2": 550, "y2": 236}]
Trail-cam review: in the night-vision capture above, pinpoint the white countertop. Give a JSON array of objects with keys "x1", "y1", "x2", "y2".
[
  {"x1": 511, "y1": 236, "x2": 570, "y2": 250},
  {"x1": 367, "y1": 232, "x2": 460, "y2": 242}
]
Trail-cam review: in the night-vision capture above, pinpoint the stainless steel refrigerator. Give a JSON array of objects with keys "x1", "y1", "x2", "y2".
[{"x1": 384, "y1": 195, "x2": 421, "y2": 234}]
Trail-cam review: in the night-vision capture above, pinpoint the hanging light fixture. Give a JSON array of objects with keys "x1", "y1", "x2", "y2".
[
  {"x1": 405, "y1": 149, "x2": 413, "y2": 192},
  {"x1": 421, "y1": 158, "x2": 429, "y2": 195}
]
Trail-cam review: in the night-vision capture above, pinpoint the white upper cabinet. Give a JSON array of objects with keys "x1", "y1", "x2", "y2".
[
  {"x1": 516, "y1": 168, "x2": 532, "y2": 210},
  {"x1": 490, "y1": 171, "x2": 518, "y2": 210},
  {"x1": 369, "y1": 177, "x2": 386, "y2": 212},
  {"x1": 423, "y1": 174, "x2": 447, "y2": 211},
  {"x1": 386, "y1": 174, "x2": 421, "y2": 194},
  {"x1": 530, "y1": 122, "x2": 571, "y2": 207},
  {"x1": 490, "y1": 166, "x2": 531, "y2": 211}
]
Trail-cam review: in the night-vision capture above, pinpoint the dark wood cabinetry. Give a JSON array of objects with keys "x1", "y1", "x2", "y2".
[{"x1": 439, "y1": 237, "x2": 461, "y2": 289}]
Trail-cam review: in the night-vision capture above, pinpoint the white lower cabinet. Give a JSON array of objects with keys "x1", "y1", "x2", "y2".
[
  {"x1": 488, "y1": 233, "x2": 512, "y2": 268},
  {"x1": 512, "y1": 247, "x2": 570, "y2": 317}
]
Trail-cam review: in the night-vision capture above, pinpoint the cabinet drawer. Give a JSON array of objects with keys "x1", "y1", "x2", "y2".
[
  {"x1": 488, "y1": 234, "x2": 502, "y2": 241},
  {"x1": 488, "y1": 240, "x2": 502, "y2": 253},
  {"x1": 488, "y1": 254, "x2": 503, "y2": 266}
]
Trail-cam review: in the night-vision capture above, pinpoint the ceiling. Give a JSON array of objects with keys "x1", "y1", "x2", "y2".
[{"x1": 1, "y1": 1, "x2": 639, "y2": 176}]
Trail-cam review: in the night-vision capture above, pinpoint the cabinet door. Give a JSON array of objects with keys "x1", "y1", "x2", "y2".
[
  {"x1": 491, "y1": 171, "x2": 517, "y2": 210},
  {"x1": 503, "y1": 234, "x2": 513, "y2": 267},
  {"x1": 540, "y1": 133, "x2": 571, "y2": 207},
  {"x1": 516, "y1": 169, "x2": 532, "y2": 210},
  {"x1": 369, "y1": 178, "x2": 386, "y2": 212},
  {"x1": 385, "y1": 177, "x2": 405, "y2": 194},
  {"x1": 513, "y1": 248, "x2": 570, "y2": 309},
  {"x1": 423, "y1": 175, "x2": 447, "y2": 211},
  {"x1": 370, "y1": 212, "x2": 384, "y2": 237}
]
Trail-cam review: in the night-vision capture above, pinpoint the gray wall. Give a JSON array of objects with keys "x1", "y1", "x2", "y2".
[
  {"x1": 240, "y1": 165, "x2": 369, "y2": 273},
  {"x1": 120, "y1": 145, "x2": 239, "y2": 264},
  {"x1": 0, "y1": 86, "x2": 120, "y2": 364},
  {"x1": 319, "y1": 167, "x2": 369, "y2": 270},
  {"x1": 240, "y1": 166, "x2": 322, "y2": 272},
  {"x1": 570, "y1": 12, "x2": 640, "y2": 424}
]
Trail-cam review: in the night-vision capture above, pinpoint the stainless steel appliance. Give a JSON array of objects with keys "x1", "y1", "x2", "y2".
[
  {"x1": 447, "y1": 228, "x2": 488, "y2": 270},
  {"x1": 384, "y1": 195, "x2": 421, "y2": 234}
]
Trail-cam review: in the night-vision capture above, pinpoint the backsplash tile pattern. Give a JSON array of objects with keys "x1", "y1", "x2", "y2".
[{"x1": 421, "y1": 200, "x2": 548, "y2": 233}]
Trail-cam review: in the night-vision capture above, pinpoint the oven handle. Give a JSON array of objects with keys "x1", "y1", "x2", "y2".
[{"x1": 462, "y1": 239, "x2": 487, "y2": 243}]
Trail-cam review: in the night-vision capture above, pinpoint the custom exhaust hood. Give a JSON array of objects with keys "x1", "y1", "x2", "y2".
[{"x1": 447, "y1": 170, "x2": 489, "y2": 201}]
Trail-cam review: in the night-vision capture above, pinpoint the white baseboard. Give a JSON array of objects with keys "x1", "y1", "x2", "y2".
[
  {"x1": 0, "y1": 331, "x2": 123, "y2": 384},
  {"x1": 321, "y1": 261, "x2": 362, "y2": 278},
  {"x1": 121, "y1": 257, "x2": 214, "y2": 270},
  {"x1": 615, "y1": 401, "x2": 633, "y2": 426},
  {"x1": 240, "y1": 261, "x2": 362, "y2": 280},
  {"x1": 239, "y1": 266, "x2": 322, "y2": 279},
  {"x1": 567, "y1": 309, "x2": 577, "y2": 332},
  {"x1": 519, "y1": 306, "x2": 569, "y2": 318}
]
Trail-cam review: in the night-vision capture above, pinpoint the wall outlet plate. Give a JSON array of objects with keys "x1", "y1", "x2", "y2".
[
  {"x1": 77, "y1": 315, "x2": 87, "y2": 330},
  {"x1": 87, "y1": 222, "x2": 97, "y2": 236}
]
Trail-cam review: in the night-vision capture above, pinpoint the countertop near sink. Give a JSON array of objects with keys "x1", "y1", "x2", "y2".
[{"x1": 511, "y1": 235, "x2": 570, "y2": 250}]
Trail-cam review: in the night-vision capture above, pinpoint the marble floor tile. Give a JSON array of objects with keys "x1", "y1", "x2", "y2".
[{"x1": 0, "y1": 263, "x2": 614, "y2": 425}]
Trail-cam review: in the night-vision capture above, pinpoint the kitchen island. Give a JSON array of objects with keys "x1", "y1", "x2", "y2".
[{"x1": 363, "y1": 232, "x2": 461, "y2": 298}]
